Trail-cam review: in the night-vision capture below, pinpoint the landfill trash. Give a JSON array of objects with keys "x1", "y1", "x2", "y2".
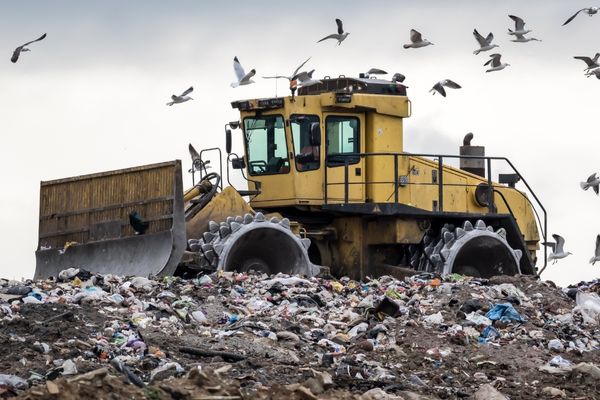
[
  {"x1": 548, "y1": 338, "x2": 565, "y2": 352},
  {"x1": 574, "y1": 291, "x2": 600, "y2": 325},
  {"x1": 473, "y1": 383, "x2": 508, "y2": 400},
  {"x1": 541, "y1": 386, "x2": 567, "y2": 398},
  {"x1": 0, "y1": 272, "x2": 599, "y2": 398},
  {"x1": 485, "y1": 302, "x2": 525, "y2": 323},
  {"x1": 0, "y1": 374, "x2": 28, "y2": 390},
  {"x1": 58, "y1": 267, "x2": 79, "y2": 281}
]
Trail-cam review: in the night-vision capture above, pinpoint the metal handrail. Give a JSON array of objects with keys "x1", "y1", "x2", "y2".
[{"x1": 324, "y1": 151, "x2": 547, "y2": 272}]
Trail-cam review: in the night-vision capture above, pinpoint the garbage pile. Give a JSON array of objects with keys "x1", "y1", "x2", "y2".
[{"x1": 0, "y1": 270, "x2": 599, "y2": 399}]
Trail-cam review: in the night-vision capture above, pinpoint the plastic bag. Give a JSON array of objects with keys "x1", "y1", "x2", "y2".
[
  {"x1": 485, "y1": 303, "x2": 525, "y2": 323},
  {"x1": 574, "y1": 292, "x2": 600, "y2": 325}
]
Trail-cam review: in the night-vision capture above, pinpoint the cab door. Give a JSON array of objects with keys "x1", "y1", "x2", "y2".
[{"x1": 324, "y1": 113, "x2": 365, "y2": 203}]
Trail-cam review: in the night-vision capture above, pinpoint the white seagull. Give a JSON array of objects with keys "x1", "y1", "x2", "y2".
[
  {"x1": 543, "y1": 234, "x2": 572, "y2": 264},
  {"x1": 590, "y1": 235, "x2": 600, "y2": 265},
  {"x1": 317, "y1": 19, "x2": 349, "y2": 45},
  {"x1": 231, "y1": 57, "x2": 256, "y2": 88},
  {"x1": 429, "y1": 79, "x2": 462, "y2": 97},
  {"x1": 473, "y1": 29, "x2": 499, "y2": 55},
  {"x1": 574, "y1": 54, "x2": 600, "y2": 71},
  {"x1": 508, "y1": 15, "x2": 532, "y2": 36},
  {"x1": 365, "y1": 68, "x2": 388, "y2": 78},
  {"x1": 166, "y1": 86, "x2": 193, "y2": 106},
  {"x1": 403, "y1": 29, "x2": 433, "y2": 49},
  {"x1": 563, "y1": 7, "x2": 600, "y2": 26},
  {"x1": 11, "y1": 33, "x2": 47, "y2": 63},
  {"x1": 262, "y1": 57, "x2": 311, "y2": 82},
  {"x1": 580, "y1": 172, "x2": 600, "y2": 194},
  {"x1": 510, "y1": 33, "x2": 542, "y2": 43},
  {"x1": 484, "y1": 53, "x2": 510, "y2": 72},
  {"x1": 294, "y1": 69, "x2": 321, "y2": 88}
]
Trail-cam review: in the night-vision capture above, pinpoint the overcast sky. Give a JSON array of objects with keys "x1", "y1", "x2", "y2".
[{"x1": 1, "y1": 1, "x2": 599, "y2": 286}]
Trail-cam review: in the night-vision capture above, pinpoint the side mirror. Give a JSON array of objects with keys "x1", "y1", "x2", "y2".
[
  {"x1": 309, "y1": 122, "x2": 321, "y2": 146},
  {"x1": 231, "y1": 157, "x2": 246, "y2": 170},
  {"x1": 225, "y1": 128, "x2": 232, "y2": 154}
]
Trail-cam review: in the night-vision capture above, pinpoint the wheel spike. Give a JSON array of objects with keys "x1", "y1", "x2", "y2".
[
  {"x1": 463, "y1": 221, "x2": 473, "y2": 231},
  {"x1": 226, "y1": 216, "x2": 234, "y2": 224},
  {"x1": 230, "y1": 222, "x2": 242, "y2": 233},
  {"x1": 270, "y1": 217, "x2": 281, "y2": 224},
  {"x1": 208, "y1": 221, "x2": 219, "y2": 233},
  {"x1": 455, "y1": 227, "x2": 466, "y2": 239},
  {"x1": 475, "y1": 220, "x2": 486, "y2": 230},
  {"x1": 243, "y1": 213, "x2": 253, "y2": 224},
  {"x1": 279, "y1": 218, "x2": 291, "y2": 229},
  {"x1": 496, "y1": 228, "x2": 507, "y2": 240},
  {"x1": 514, "y1": 249, "x2": 522, "y2": 261},
  {"x1": 235, "y1": 216, "x2": 243, "y2": 223},
  {"x1": 443, "y1": 231, "x2": 454, "y2": 244},
  {"x1": 486, "y1": 226, "x2": 494, "y2": 232},
  {"x1": 203, "y1": 232, "x2": 216, "y2": 243},
  {"x1": 301, "y1": 238, "x2": 311, "y2": 249},
  {"x1": 254, "y1": 212, "x2": 265, "y2": 222}
]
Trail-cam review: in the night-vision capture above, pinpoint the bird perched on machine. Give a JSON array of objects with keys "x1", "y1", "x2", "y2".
[{"x1": 129, "y1": 211, "x2": 150, "y2": 235}]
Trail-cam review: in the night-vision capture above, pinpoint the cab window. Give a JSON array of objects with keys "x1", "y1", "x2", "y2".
[
  {"x1": 291, "y1": 115, "x2": 320, "y2": 172},
  {"x1": 244, "y1": 115, "x2": 290, "y2": 175},
  {"x1": 326, "y1": 116, "x2": 360, "y2": 166}
]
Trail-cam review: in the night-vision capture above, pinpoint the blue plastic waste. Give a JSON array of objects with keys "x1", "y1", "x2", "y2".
[{"x1": 485, "y1": 303, "x2": 525, "y2": 323}]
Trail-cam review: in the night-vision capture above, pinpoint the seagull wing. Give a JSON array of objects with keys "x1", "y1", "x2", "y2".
[
  {"x1": 595, "y1": 234, "x2": 600, "y2": 257},
  {"x1": 180, "y1": 86, "x2": 193, "y2": 97},
  {"x1": 563, "y1": 9, "x2": 585, "y2": 26},
  {"x1": 293, "y1": 71, "x2": 310, "y2": 82},
  {"x1": 509, "y1": 15, "x2": 525, "y2": 31},
  {"x1": 233, "y1": 57, "x2": 246, "y2": 81},
  {"x1": 20, "y1": 33, "x2": 47, "y2": 48},
  {"x1": 443, "y1": 79, "x2": 461, "y2": 89},
  {"x1": 292, "y1": 56, "x2": 311, "y2": 77},
  {"x1": 473, "y1": 29, "x2": 488, "y2": 47},
  {"x1": 553, "y1": 234, "x2": 565, "y2": 253},
  {"x1": 241, "y1": 69, "x2": 256, "y2": 83},
  {"x1": 542, "y1": 241, "x2": 556, "y2": 252},
  {"x1": 189, "y1": 143, "x2": 201, "y2": 161},
  {"x1": 574, "y1": 56, "x2": 595, "y2": 67},
  {"x1": 336, "y1": 18, "x2": 344, "y2": 34},
  {"x1": 318, "y1": 34, "x2": 338, "y2": 43},
  {"x1": 587, "y1": 172, "x2": 598, "y2": 183},
  {"x1": 514, "y1": 33, "x2": 526, "y2": 40},
  {"x1": 485, "y1": 32, "x2": 494, "y2": 44},
  {"x1": 262, "y1": 75, "x2": 290, "y2": 80},
  {"x1": 367, "y1": 68, "x2": 388, "y2": 75},
  {"x1": 171, "y1": 95, "x2": 179, "y2": 101},
  {"x1": 431, "y1": 82, "x2": 446, "y2": 97},
  {"x1": 410, "y1": 29, "x2": 423, "y2": 43},
  {"x1": 487, "y1": 53, "x2": 502, "y2": 67},
  {"x1": 10, "y1": 47, "x2": 22, "y2": 63}
]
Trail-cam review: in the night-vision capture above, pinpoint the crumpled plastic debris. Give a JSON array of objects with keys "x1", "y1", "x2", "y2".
[{"x1": 485, "y1": 303, "x2": 525, "y2": 323}]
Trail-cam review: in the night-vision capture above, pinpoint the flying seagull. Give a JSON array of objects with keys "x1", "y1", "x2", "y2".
[
  {"x1": 484, "y1": 53, "x2": 510, "y2": 72},
  {"x1": 574, "y1": 54, "x2": 600, "y2": 71},
  {"x1": 563, "y1": 7, "x2": 599, "y2": 26},
  {"x1": 231, "y1": 57, "x2": 256, "y2": 88},
  {"x1": 543, "y1": 234, "x2": 572, "y2": 264},
  {"x1": 580, "y1": 172, "x2": 600, "y2": 194},
  {"x1": 429, "y1": 79, "x2": 462, "y2": 97},
  {"x1": 294, "y1": 69, "x2": 321, "y2": 88},
  {"x1": 11, "y1": 33, "x2": 47, "y2": 63},
  {"x1": 403, "y1": 29, "x2": 433, "y2": 49},
  {"x1": 590, "y1": 235, "x2": 600, "y2": 265},
  {"x1": 364, "y1": 68, "x2": 387, "y2": 78},
  {"x1": 262, "y1": 57, "x2": 311, "y2": 82},
  {"x1": 317, "y1": 19, "x2": 349, "y2": 45},
  {"x1": 508, "y1": 15, "x2": 532, "y2": 36},
  {"x1": 166, "y1": 86, "x2": 193, "y2": 106},
  {"x1": 129, "y1": 211, "x2": 149, "y2": 235},
  {"x1": 473, "y1": 29, "x2": 498, "y2": 55},
  {"x1": 510, "y1": 33, "x2": 542, "y2": 43}
]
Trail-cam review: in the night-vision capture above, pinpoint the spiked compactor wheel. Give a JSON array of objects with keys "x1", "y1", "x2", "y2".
[
  {"x1": 413, "y1": 220, "x2": 523, "y2": 278},
  {"x1": 187, "y1": 212, "x2": 318, "y2": 277}
]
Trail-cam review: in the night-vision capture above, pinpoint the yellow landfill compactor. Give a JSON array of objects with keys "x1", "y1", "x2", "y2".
[{"x1": 35, "y1": 76, "x2": 547, "y2": 280}]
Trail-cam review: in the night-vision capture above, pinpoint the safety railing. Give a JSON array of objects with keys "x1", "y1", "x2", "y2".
[{"x1": 324, "y1": 152, "x2": 547, "y2": 271}]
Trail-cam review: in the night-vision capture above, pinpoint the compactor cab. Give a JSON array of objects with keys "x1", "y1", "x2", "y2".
[{"x1": 35, "y1": 75, "x2": 546, "y2": 281}]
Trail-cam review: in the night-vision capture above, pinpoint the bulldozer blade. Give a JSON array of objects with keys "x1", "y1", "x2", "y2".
[{"x1": 35, "y1": 160, "x2": 186, "y2": 279}]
